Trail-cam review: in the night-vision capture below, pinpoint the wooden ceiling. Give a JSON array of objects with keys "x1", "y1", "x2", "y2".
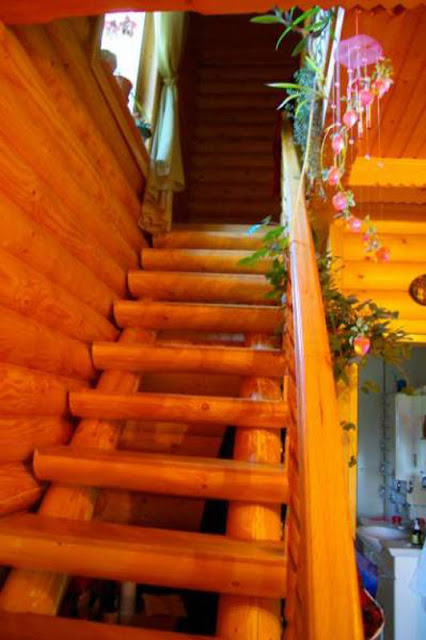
[
  {"x1": 1, "y1": 1, "x2": 425, "y2": 24},
  {"x1": 342, "y1": 6, "x2": 426, "y2": 160}
]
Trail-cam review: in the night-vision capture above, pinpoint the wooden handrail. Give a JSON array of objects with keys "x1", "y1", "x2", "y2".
[{"x1": 281, "y1": 120, "x2": 363, "y2": 639}]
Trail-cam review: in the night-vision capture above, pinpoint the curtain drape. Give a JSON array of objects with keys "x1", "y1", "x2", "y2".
[{"x1": 150, "y1": 11, "x2": 186, "y2": 192}]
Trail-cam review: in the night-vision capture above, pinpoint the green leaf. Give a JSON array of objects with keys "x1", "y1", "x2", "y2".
[
  {"x1": 275, "y1": 25, "x2": 293, "y2": 50},
  {"x1": 292, "y1": 37, "x2": 309, "y2": 57},
  {"x1": 251, "y1": 15, "x2": 282, "y2": 24}
]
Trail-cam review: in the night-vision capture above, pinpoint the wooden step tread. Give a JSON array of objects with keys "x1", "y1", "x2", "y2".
[
  {"x1": 141, "y1": 248, "x2": 273, "y2": 275},
  {"x1": 69, "y1": 391, "x2": 287, "y2": 428},
  {"x1": 114, "y1": 301, "x2": 282, "y2": 333},
  {"x1": 0, "y1": 513, "x2": 286, "y2": 598},
  {"x1": 128, "y1": 271, "x2": 275, "y2": 305},
  {"x1": 34, "y1": 446, "x2": 289, "y2": 503},
  {"x1": 153, "y1": 230, "x2": 264, "y2": 250},
  {"x1": 92, "y1": 342, "x2": 285, "y2": 376},
  {"x1": 0, "y1": 611, "x2": 217, "y2": 640}
]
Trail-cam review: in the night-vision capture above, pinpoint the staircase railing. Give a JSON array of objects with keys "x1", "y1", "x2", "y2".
[{"x1": 281, "y1": 120, "x2": 363, "y2": 640}]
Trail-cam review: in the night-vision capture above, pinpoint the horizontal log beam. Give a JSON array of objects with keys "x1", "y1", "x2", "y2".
[
  {"x1": 114, "y1": 301, "x2": 282, "y2": 333},
  {"x1": 92, "y1": 342, "x2": 285, "y2": 377},
  {"x1": 0, "y1": 328, "x2": 152, "y2": 614},
  {"x1": 0, "y1": 305, "x2": 95, "y2": 381},
  {"x1": 0, "y1": 464, "x2": 42, "y2": 516},
  {"x1": 0, "y1": 417, "x2": 72, "y2": 463},
  {"x1": 34, "y1": 446, "x2": 288, "y2": 503},
  {"x1": 128, "y1": 271, "x2": 274, "y2": 305},
  {"x1": 0, "y1": 248, "x2": 117, "y2": 342},
  {"x1": 0, "y1": 363, "x2": 85, "y2": 417},
  {"x1": 0, "y1": 135, "x2": 126, "y2": 296},
  {"x1": 0, "y1": 611, "x2": 217, "y2": 640},
  {"x1": 342, "y1": 260, "x2": 426, "y2": 292},
  {"x1": 0, "y1": 513, "x2": 287, "y2": 598},
  {"x1": 154, "y1": 230, "x2": 264, "y2": 250},
  {"x1": 141, "y1": 248, "x2": 273, "y2": 274},
  {"x1": 69, "y1": 391, "x2": 287, "y2": 429},
  {"x1": 341, "y1": 232, "x2": 426, "y2": 263}
]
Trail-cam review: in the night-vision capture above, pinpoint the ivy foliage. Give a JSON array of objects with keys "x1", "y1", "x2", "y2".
[{"x1": 240, "y1": 224, "x2": 410, "y2": 388}]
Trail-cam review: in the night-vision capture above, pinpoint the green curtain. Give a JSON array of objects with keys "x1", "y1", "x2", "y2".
[{"x1": 150, "y1": 11, "x2": 186, "y2": 192}]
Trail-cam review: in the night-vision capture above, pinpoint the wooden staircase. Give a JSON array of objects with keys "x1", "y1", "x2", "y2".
[{"x1": 0, "y1": 224, "x2": 288, "y2": 638}]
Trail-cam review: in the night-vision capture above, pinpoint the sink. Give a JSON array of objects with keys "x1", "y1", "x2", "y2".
[{"x1": 357, "y1": 525, "x2": 409, "y2": 552}]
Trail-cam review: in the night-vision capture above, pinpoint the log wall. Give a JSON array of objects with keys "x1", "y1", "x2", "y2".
[{"x1": 0, "y1": 18, "x2": 146, "y2": 516}]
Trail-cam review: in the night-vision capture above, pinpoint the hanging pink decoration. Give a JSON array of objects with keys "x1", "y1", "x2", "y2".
[
  {"x1": 375, "y1": 247, "x2": 391, "y2": 262},
  {"x1": 331, "y1": 132, "x2": 345, "y2": 155},
  {"x1": 336, "y1": 35, "x2": 383, "y2": 69},
  {"x1": 343, "y1": 109, "x2": 358, "y2": 128},
  {"x1": 354, "y1": 335, "x2": 371, "y2": 357},
  {"x1": 347, "y1": 216, "x2": 362, "y2": 233},
  {"x1": 332, "y1": 192, "x2": 348, "y2": 212},
  {"x1": 320, "y1": 30, "x2": 394, "y2": 260},
  {"x1": 327, "y1": 167, "x2": 342, "y2": 186}
]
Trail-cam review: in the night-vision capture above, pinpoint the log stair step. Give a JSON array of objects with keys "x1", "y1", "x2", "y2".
[
  {"x1": 141, "y1": 248, "x2": 272, "y2": 274},
  {"x1": 0, "y1": 611, "x2": 217, "y2": 640},
  {"x1": 0, "y1": 513, "x2": 287, "y2": 598},
  {"x1": 69, "y1": 391, "x2": 287, "y2": 428},
  {"x1": 114, "y1": 301, "x2": 282, "y2": 333},
  {"x1": 34, "y1": 446, "x2": 289, "y2": 503},
  {"x1": 92, "y1": 342, "x2": 285, "y2": 376},
  {"x1": 128, "y1": 271, "x2": 275, "y2": 305},
  {"x1": 153, "y1": 229, "x2": 266, "y2": 250}
]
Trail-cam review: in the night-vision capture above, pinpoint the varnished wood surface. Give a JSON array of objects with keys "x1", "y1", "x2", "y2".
[
  {"x1": 218, "y1": 335, "x2": 284, "y2": 640},
  {"x1": 0, "y1": 306, "x2": 95, "y2": 381},
  {"x1": 141, "y1": 248, "x2": 273, "y2": 274},
  {"x1": 69, "y1": 390, "x2": 287, "y2": 428},
  {"x1": 115, "y1": 301, "x2": 282, "y2": 333},
  {"x1": 0, "y1": 513, "x2": 287, "y2": 598},
  {"x1": 128, "y1": 271, "x2": 274, "y2": 305},
  {"x1": 154, "y1": 230, "x2": 264, "y2": 250},
  {"x1": 282, "y1": 122, "x2": 363, "y2": 639},
  {"x1": 0, "y1": 329, "x2": 151, "y2": 614},
  {"x1": 13, "y1": 24, "x2": 141, "y2": 220},
  {"x1": 0, "y1": 191, "x2": 117, "y2": 317},
  {"x1": 0, "y1": 464, "x2": 42, "y2": 516},
  {"x1": 34, "y1": 446, "x2": 288, "y2": 503},
  {"x1": 0, "y1": 134, "x2": 126, "y2": 297},
  {"x1": 92, "y1": 342, "x2": 285, "y2": 376},
  {"x1": 0, "y1": 247, "x2": 117, "y2": 343},
  {"x1": 0, "y1": 417, "x2": 72, "y2": 463},
  {"x1": 0, "y1": 611, "x2": 218, "y2": 640}
]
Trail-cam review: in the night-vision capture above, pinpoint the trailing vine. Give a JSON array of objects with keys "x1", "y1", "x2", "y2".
[{"x1": 240, "y1": 224, "x2": 410, "y2": 389}]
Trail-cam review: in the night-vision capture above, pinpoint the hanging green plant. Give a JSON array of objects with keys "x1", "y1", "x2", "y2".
[{"x1": 240, "y1": 224, "x2": 410, "y2": 388}]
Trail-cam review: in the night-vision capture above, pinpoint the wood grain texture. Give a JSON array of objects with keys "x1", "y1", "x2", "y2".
[
  {"x1": 0, "y1": 418, "x2": 72, "y2": 463},
  {"x1": 0, "y1": 23, "x2": 142, "y2": 254},
  {"x1": 218, "y1": 335, "x2": 283, "y2": 640},
  {"x1": 92, "y1": 342, "x2": 285, "y2": 376},
  {"x1": 128, "y1": 271, "x2": 275, "y2": 305},
  {"x1": 46, "y1": 19, "x2": 144, "y2": 195},
  {"x1": 154, "y1": 230, "x2": 264, "y2": 250},
  {"x1": 0, "y1": 464, "x2": 42, "y2": 516},
  {"x1": 0, "y1": 27, "x2": 138, "y2": 269},
  {"x1": 12, "y1": 24, "x2": 142, "y2": 219},
  {"x1": 0, "y1": 363, "x2": 84, "y2": 417},
  {"x1": 141, "y1": 248, "x2": 273, "y2": 274},
  {"x1": 0, "y1": 306, "x2": 95, "y2": 381},
  {"x1": 0, "y1": 191, "x2": 116, "y2": 317},
  {"x1": 0, "y1": 328, "x2": 152, "y2": 614},
  {"x1": 0, "y1": 513, "x2": 287, "y2": 598},
  {"x1": 34, "y1": 446, "x2": 288, "y2": 503},
  {"x1": 69, "y1": 391, "x2": 287, "y2": 428},
  {"x1": 0, "y1": 247, "x2": 117, "y2": 343},
  {"x1": 281, "y1": 122, "x2": 363, "y2": 639},
  {"x1": 115, "y1": 300, "x2": 282, "y2": 333},
  {"x1": 0, "y1": 611, "x2": 217, "y2": 640},
  {"x1": 0, "y1": 134, "x2": 126, "y2": 297}
]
